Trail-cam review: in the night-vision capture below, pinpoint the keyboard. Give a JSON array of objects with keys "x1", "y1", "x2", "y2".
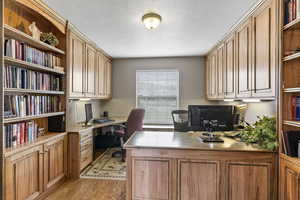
[{"x1": 93, "y1": 119, "x2": 115, "y2": 124}]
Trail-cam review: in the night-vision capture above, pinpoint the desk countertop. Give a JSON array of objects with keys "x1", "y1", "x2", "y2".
[
  {"x1": 67, "y1": 117, "x2": 127, "y2": 133},
  {"x1": 124, "y1": 131, "x2": 274, "y2": 152}
]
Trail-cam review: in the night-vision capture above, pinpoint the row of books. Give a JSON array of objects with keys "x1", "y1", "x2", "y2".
[
  {"x1": 4, "y1": 121, "x2": 39, "y2": 148},
  {"x1": 4, "y1": 65, "x2": 61, "y2": 91},
  {"x1": 4, "y1": 38, "x2": 62, "y2": 69},
  {"x1": 4, "y1": 95, "x2": 62, "y2": 118},
  {"x1": 285, "y1": 0, "x2": 300, "y2": 24},
  {"x1": 282, "y1": 131, "x2": 300, "y2": 157},
  {"x1": 290, "y1": 96, "x2": 300, "y2": 120}
]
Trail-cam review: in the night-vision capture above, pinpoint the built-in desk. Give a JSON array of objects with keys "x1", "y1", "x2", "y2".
[
  {"x1": 124, "y1": 131, "x2": 277, "y2": 200},
  {"x1": 68, "y1": 117, "x2": 127, "y2": 179}
]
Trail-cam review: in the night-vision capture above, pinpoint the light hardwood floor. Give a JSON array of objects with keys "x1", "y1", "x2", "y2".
[{"x1": 44, "y1": 179, "x2": 126, "y2": 200}]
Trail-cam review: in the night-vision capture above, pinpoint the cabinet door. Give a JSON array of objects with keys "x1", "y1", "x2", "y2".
[
  {"x1": 105, "y1": 59, "x2": 112, "y2": 98},
  {"x1": 210, "y1": 52, "x2": 218, "y2": 99},
  {"x1": 178, "y1": 160, "x2": 220, "y2": 200},
  {"x1": 280, "y1": 157, "x2": 300, "y2": 200},
  {"x1": 206, "y1": 56, "x2": 212, "y2": 99},
  {"x1": 68, "y1": 32, "x2": 85, "y2": 98},
  {"x1": 226, "y1": 161, "x2": 272, "y2": 200},
  {"x1": 236, "y1": 19, "x2": 252, "y2": 98},
  {"x1": 251, "y1": 0, "x2": 276, "y2": 98},
  {"x1": 225, "y1": 35, "x2": 235, "y2": 98},
  {"x1": 217, "y1": 44, "x2": 225, "y2": 99},
  {"x1": 5, "y1": 145, "x2": 44, "y2": 200},
  {"x1": 132, "y1": 158, "x2": 171, "y2": 200},
  {"x1": 85, "y1": 44, "x2": 97, "y2": 97},
  {"x1": 96, "y1": 52, "x2": 105, "y2": 98},
  {"x1": 43, "y1": 136, "x2": 67, "y2": 191}
]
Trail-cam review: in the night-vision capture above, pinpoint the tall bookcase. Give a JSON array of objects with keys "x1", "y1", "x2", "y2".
[
  {"x1": 0, "y1": 0, "x2": 67, "y2": 198},
  {"x1": 280, "y1": 0, "x2": 300, "y2": 199}
]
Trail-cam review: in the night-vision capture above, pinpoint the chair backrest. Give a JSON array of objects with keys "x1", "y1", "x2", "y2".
[
  {"x1": 172, "y1": 110, "x2": 189, "y2": 132},
  {"x1": 126, "y1": 108, "x2": 145, "y2": 138}
]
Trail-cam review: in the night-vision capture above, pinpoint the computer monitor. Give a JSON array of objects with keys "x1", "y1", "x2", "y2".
[
  {"x1": 85, "y1": 103, "x2": 93, "y2": 125},
  {"x1": 188, "y1": 105, "x2": 235, "y2": 131}
]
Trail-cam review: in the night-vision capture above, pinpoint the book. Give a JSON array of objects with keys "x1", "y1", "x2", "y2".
[
  {"x1": 4, "y1": 65, "x2": 61, "y2": 91},
  {"x1": 283, "y1": 131, "x2": 300, "y2": 157},
  {"x1": 4, "y1": 121, "x2": 39, "y2": 148},
  {"x1": 4, "y1": 38, "x2": 62, "y2": 68},
  {"x1": 4, "y1": 95, "x2": 62, "y2": 118}
]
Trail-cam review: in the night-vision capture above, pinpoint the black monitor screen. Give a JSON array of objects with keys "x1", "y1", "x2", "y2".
[
  {"x1": 85, "y1": 103, "x2": 93, "y2": 124},
  {"x1": 188, "y1": 105, "x2": 235, "y2": 131}
]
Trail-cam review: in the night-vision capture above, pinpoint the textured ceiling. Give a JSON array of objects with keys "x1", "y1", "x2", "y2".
[{"x1": 44, "y1": 0, "x2": 259, "y2": 58}]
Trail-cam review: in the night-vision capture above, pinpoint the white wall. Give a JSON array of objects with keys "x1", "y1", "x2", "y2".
[{"x1": 101, "y1": 56, "x2": 211, "y2": 117}]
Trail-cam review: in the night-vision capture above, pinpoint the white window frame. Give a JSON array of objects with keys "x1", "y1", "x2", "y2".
[{"x1": 135, "y1": 69, "x2": 180, "y2": 125}]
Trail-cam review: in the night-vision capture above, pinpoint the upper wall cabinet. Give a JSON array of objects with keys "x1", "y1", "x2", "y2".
[
  {"x1": 85, "y1": 44, "x2": 97, "y2": 97},
  {"x1": 251, "y1": 0, "x2": 276, "y2": 98},
  {"x1": 217, "y1": 44, "x2": 225, "y2": 99},
  {"x1": 206, "y1": 0, "x2": 277, "y2": 100},
  {"x1": 68, "y1": 31, "x2": 85, "y2": 98},
  {"x1": 206, "y1": 51, "x2": 219, "y2": 100},
  {"x1": 236, "y1": 19, "x2": 252, "y2": 98},
  {"x1": 224, "y1": 34, "x2": 235, "y2": 98},
  {"x1": 67, "y1": 26, "x2": 112, "y2": 99}
]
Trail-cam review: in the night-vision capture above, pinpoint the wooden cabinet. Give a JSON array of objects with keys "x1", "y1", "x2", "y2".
[
  {"x1": 127, "y1": 149, "x2": 276, "y2": 200},
  {"x1": 104, "y1": 58, "x2": 112, "y2": 98},
  {"x1": 68, "y1": 28, "x2": 112, "y2": 99},
  {"x1": 132, "y1": 158, "x2": 171, "y2": 200},
  {"x1": 226, "y1": 161, "x2": 272, "y2": 200},
  {"x1": 251, "y1": 0, "x2": 276, "y2": 98},
  {"x1": 5, "y1": 134, "x2": 67, "y2": 200},
  {"x1": 85, "y1": 44, "x2": 97, "y2": 97},
  {"x1": 68, "y1": 31, "x2": 85, "y2": 98},
  {"x1": 205, "y1": 0, "x2": 277, "y2": 100},
  {"x1": 43, "y1": 136, "x2": 68, "y2": 191},
  {"x1": 280, "y1": 156, "x2": 300, "y2": 200},
  {"x1": 68, "y1": 129, "x2": 94, "y2": 179},
  {"x1": 224, "y1": 34, "x2": 235, "y2": 98},
  {"x1": 217, "y1": 45, "x2": 225, "y2": 99},
  {"x1": 5, "y1": 145, "x2": 44, "y2": 200},
  {"x1": 178, "y1": 160, "x2": 220, "y2": 200},
  {"x1": 206, "y1": 52, "x2": 218, "y2": 100},
  {"x1": 236, "y1": 19, "x2": 252, "y2": 98}
]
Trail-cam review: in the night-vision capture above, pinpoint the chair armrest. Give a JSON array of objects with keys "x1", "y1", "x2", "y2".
[{"x1": 112, "y1": 124, "x2": 127, "y2": 129}]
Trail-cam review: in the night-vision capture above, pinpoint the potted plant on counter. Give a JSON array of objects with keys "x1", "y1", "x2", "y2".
[{"x1": 240, "y1": 116, "x2": 278, "y2": 151}]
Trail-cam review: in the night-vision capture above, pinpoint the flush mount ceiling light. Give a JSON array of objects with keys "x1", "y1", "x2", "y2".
[{"x1": 142, "y1": 12, "x2": 162, "y2": 30}]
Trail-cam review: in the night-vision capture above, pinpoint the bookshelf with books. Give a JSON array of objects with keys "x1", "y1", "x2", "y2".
[
  {"x1": 280, "y1": 0, "x2": 300, "y2": 199},
  {"x1": 1, "y1": 0, "x2": 68, "y2": 199}
]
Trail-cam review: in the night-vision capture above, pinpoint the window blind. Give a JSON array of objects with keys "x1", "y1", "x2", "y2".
[{"x1": 136, "y1": 70, "x2": 179, "y2": 124}]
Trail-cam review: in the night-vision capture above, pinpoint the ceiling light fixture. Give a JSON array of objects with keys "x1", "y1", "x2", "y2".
[{"x1": 142, "y1": 12, "x2": 162, "y2": 30}]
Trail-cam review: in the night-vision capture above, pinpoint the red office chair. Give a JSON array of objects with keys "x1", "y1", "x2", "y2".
[{"x1": 112, "y1": 108, "x2": 145, "y2": 161}]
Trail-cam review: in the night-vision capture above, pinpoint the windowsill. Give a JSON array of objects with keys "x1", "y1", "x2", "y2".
[{"x1": 143, "y1": 124, "x2": 174, "y2": 131}]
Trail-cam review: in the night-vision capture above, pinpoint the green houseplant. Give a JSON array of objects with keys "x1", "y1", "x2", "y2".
[
  {"x1": 40, "y1": 32, "x2": 59, "y2": 47},
  {"x1": 240, "y1": 116, "x2": 278, "y2": 151}
]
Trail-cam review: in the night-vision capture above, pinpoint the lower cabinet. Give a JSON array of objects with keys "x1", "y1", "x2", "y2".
[
  {"x1": 127, "y1": 150, "x2": 276, "y2": 200},
  {"x1": 178, "y1": 160, "x2": 220, "y2": 200},
  {"x1": 226, "y1": 161, "x2": 271, "y2": 200},
  {"x1": 280, "y1": 155, "x2": 300, "y2": 200},
  {"x1": 5, "y1": 134, "x2": 67, "y2": 200},
  {"x1": 43, "y1": 136, "x2": 68, "y2": 191}
]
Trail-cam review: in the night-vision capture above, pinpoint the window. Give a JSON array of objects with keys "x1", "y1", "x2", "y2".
[{"x1": 136, "y1": 70, "x2": 179, "y2": 124}]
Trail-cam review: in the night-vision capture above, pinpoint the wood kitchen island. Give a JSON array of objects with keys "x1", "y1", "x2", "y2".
[{"x1": 124, "y1": 131, "x2": 277, "y2": 200}]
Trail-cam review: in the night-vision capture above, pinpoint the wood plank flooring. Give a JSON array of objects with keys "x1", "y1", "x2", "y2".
[{"x1": 44, "y1": 179, "x2": 126, "y2": 200}]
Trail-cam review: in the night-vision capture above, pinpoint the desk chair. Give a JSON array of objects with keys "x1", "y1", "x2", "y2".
[
  {"x1": 172, "y1": 110, "x2": 190, "y2": 132},
  {"x1": 112, "y1": 108, "x2": 145, "y2": 161}
]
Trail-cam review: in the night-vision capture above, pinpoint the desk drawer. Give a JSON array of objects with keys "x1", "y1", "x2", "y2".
[
  {"x1": 80, "y1": 130, "x2": 93, "y2": 142},
  {"x1": 80, "y1": 148, "x2": 93, "y2": 170}
]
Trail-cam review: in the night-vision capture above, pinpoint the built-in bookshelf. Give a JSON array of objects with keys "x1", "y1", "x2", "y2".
[
  {"x1": 1, "y1": 0, "x2": 67, "y2": 154},
  {"x1": 280, "y1": 0, "x2": 300, "y2": 163}
]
